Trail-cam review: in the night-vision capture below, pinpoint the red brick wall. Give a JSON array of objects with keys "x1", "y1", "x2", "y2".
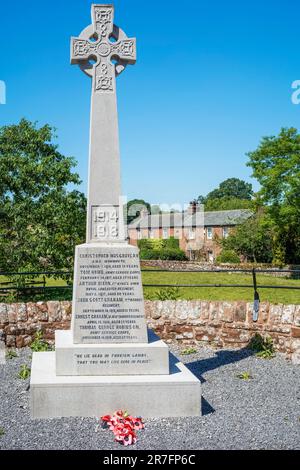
[{"x1": 128, "y1": 226, "x2": 233, "y2": 260}]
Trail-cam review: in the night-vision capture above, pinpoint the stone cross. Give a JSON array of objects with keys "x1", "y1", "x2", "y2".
[
  {"x1": 30, "y1": 3, "x2": 201, "y2": 422},
  {"x1": 71, "y1": 4, "x2": 136, "y2": 243}
]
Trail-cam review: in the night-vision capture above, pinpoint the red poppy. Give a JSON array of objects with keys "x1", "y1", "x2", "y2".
[
  {"x1": 132, "y1": 418, "x2": 145, "y2": 431},
  {"x1": 100, "y1": 415, "x2": 112, "y2": 429},
  {"x1": 114, "y1": 426, "x2": 137, "y2": 446},
  {"x1": 101, "y1": 415, "x2": 111, "y2": 422},
  {"x1": 100, "y1": 410, "x2": 144, "y2": 446}
]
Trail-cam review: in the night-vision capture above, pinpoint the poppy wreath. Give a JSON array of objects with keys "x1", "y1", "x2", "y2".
[{"x1": 101, "y1": 410, "x2": 145, "y2": 446}]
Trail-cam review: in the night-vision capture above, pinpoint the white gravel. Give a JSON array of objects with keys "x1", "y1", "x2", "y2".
[{"x1": 0, "y1": 345, "x2": 299, "y2": 450}]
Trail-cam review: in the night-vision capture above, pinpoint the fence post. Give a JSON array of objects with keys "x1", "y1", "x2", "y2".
[{"x1": 252, "y1": 268, "x2": 260, "y2": 322}]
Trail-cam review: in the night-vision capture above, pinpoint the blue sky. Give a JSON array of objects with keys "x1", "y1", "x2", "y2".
[{"x1": 1, "y1": 0, "x2": 300, "y2": 206}]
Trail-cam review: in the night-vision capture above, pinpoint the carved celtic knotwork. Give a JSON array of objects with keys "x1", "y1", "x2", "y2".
[
  {"x1": 93, "y1": 6, "x2": 113, "y2": 37},
  {"x1": 73, "y1": 39, "x2": 98, "y2": 58},
  {"x1": 111, "y1": 40, "x2": 135, "y2": 59},
  {"x1": 96, "y1": 63, "x2": 113, "y2": 92},
  {"x1": 71, "y1": 4, "x2": 136, "y2": 94},
  {"x1": 94, "y1": 7, "x2": 113, "y2": 24}
]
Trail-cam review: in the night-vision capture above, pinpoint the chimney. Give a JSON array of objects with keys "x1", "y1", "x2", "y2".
[{"x1": 187, "y1": 201, "x2": 199, "y2": 215}]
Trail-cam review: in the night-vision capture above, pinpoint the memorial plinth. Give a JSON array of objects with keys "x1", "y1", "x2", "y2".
[{"x1": 30, "y1": 3, "x2": 201, "y2": 419}]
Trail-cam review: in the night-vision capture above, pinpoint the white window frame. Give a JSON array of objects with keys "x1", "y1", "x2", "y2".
[
  {"x1": 188, "y1": 228, "x2": 196, "y2": 240},
  {"x1": 207, "y1": 227, "x2": 213, "y2": 240},
  {"x1": 223, "y1": 227, "x2": 229, "y2": 239},
  {"x1": 162, "y1": 228, "x2": 169, "y2": 239}
]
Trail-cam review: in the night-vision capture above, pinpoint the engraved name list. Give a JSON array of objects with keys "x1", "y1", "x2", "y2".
[{"x1": 72, "y1": 247, "x2": 147, "y2": 344}]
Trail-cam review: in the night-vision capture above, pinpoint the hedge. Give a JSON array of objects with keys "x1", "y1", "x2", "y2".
[{"x1": 138, "y1": 238, "x2": 187, "y2": 261}]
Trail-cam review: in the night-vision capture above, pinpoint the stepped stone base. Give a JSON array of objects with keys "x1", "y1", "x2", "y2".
[
  {"x1": 55, "y1": 330, "x2": 169, "y2": 376},
  {"x1": 30, "y1": 352, "x2": 201, "y2": 419}
]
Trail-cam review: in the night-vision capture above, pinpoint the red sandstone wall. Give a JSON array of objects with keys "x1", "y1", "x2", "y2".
[{"x1": 0, "y1": 300, "x2": 299, "y2": 363}]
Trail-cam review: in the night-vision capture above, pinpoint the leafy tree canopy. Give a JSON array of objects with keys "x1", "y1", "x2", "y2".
[
  {"x1": 126, "y1": 199, "x2": 151, "y2": 224},
  {"x1": 0, "y1": 119, "x2": 86, "y2": 273},
  {"x1": 204, "y1": 197, "x2": 253, "y2": 212},
  {"x1": 247, "y1": 127, "x2": 300, "y2": 264},
  {"x1": 198, "y1": 178, "x2": 253, "y2": 204},
  {"x1": 222, "y1": 210, "x2": 274, "y2": 264}
]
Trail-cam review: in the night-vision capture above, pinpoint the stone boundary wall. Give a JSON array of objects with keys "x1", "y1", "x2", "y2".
[
  {"x1": 141, "y1": 260, "x2": 299, "y2": 277},
  {"x1": 0, "y1": 300, "x2": 299, "y2": 363}
]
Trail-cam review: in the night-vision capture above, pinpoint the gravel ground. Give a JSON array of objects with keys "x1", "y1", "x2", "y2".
[{"x1": 0, "y1": 345, "x2": 299, "y2": 450}]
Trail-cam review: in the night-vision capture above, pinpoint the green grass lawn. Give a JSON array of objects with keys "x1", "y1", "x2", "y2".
[
  {"x1": 0, "y1": 275, "x2": 69, "y2": 287},
  {"x1": 142, "y1": 271, "x2": 300, "y2": 304},
  {"x1": 0, "y1": 272, "x2": 299, "y2": 304},
  {"x1": 0, "y1": 275, "x2": 71, "y2": 302}
]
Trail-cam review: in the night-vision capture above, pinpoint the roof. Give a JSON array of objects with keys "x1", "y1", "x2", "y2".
[
  {"x1": 128, "y1": 209, "x2": 253, "y2": 229},
  {"x1": 192, "y1": 209, "x2": 253, "y2": 226}
]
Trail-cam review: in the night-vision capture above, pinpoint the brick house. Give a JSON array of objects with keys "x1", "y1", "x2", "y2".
[{"x1": 128, "y1": 203, "x2": 252, "y2": 262}]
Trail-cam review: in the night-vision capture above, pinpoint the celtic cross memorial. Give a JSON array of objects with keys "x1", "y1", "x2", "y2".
[
  {"x1": 30, "y1": 3, "x2": 201, "y2": 420},
  {"x1": 69, "y1": 4, "x2": 148, "y2": 344}
]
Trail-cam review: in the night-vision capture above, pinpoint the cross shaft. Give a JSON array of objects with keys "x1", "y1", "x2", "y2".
[{"x1": 70, "y1": 4, "x2": 137, "y2": 244}]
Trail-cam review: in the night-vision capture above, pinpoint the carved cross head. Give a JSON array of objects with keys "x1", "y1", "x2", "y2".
[{"x1": 71, "y1": 4, "x2": 136, "y2": 93}]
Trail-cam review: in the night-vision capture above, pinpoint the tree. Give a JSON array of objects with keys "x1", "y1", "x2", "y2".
[
  {"x1": 221, "y1": 211, "x2": 274, "y2": 263},
  {"x1": 197, "y1": 178, "x2": 253, "y2": 211},
  {"x1": 204, "y1": 178, "x2": 253, "y2": 201},
  {"x1": 126, "y1": 199, "x2": 151, "y2": 224},
  {"x1": 197, "y1": 195, "x2": 206, "y2": 204},
  {"x1": 247, "y1": 127, "x2": 300, "y2": 264},
  {"x1": 204, "y1": 197, "x2": 253, "y2": 211},
  {"x1": 0, "y1": 119, "x2": 86, "y2": 273}
]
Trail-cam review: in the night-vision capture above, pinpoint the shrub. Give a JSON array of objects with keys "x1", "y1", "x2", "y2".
[
  {"x1": 181, "y1": 348, "x2": 197, "y2": 355},
  {"x1": 158, "y1": 248, "x2": 187, "y2": 260},
  {"x1": 138, "y1": 237, "x2": 180, "y2": 251},
  {"x1": 6, "y1": 349, "x2": 18, "y2": 360},
  {"x1": 30, "y1": 331, "x2": 51, "y2": 352},
  {"x1": 236, "y1": 371, "x2": 253, "y2": 380},
  {"x1": 216, "y1": 249, "x2": 240, "y2": 264},
  {"x1": 138, "y1": 239, "x2": 154, "y2": 250},
  {"x1": 138, "y1": 239, "x2": 164, "y2": 251},
  {"x1": 248, "y1": 333, "x2": 275, "y2": 359},
  {"x1": 140, "y1": 248, "x2": 187, "y2": 261},
  {"x1": 162, "y1": 237, "x2": 180, "y2": 249},
  {"x1": 139, "y1": 249, "x2": 157, "y2": 260},
  {"x1": 155, "y1": 287, "x2": 181, "y2": 300},
  {"x1": 139, "y1": 238, "x2": 187, "y2": 261},
  {"x1": 18, "y1": 364, "x2": 31, "y2": 380}
]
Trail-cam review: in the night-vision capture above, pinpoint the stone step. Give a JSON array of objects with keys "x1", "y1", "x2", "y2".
[
  {"x1": 55, "y1": 329, "x2": 169, "y2": 376},
  {"x1": 30, "y1": 351, "x2": 201, "y2": 419}
]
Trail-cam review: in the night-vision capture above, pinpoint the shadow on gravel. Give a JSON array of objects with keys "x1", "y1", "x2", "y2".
[
  {"x1": 201, "y1": 396, "x2": 215, "y2": 416},
  {"x1": 186, "y1": 348, "x2": 254, "y2": 384}
]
